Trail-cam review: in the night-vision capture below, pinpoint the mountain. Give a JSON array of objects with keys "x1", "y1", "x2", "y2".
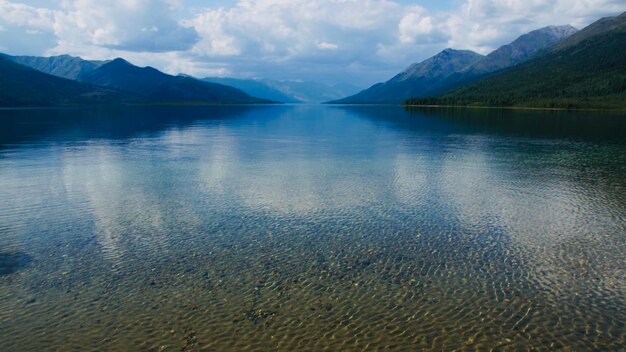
[
  {"x1": 463, "y1": 25, "x2": 577, "y2": 76},
  {"x1": 1, "y1": 54, "x2": 107, "y2": 80},
  {"x1": 0, "y1": 55, "x2": 273, "y2": 105},
  {"x1": 0, "y1": 56, "x2": 126, "y2": 106},
  {"x1": 5, "y1": 52, "x2": 355, "y2": 104},
  {"x1": 407, "y1": 12, "x2": 626, "y2": 110},
  {"x1": 331, "y1": 49, "x2": 484, "y2": 104},
  {"x1": 202, "y1": 77, "x2": 302, "y2": 103},
  {"x1": 553, "y1": 12, "x2": 626, "y2": 51},
  {"x1": 260, "y1": 79, "x2": 362, "y2": 103},
  {"x1": 80, "y1": 58, "x2": 272, "y2": 104},
  {"x1": 428, "y1": 25, "x2": 577, "y2": 96},
  {"x1": 332, "y1": 25, "x2": 577, "y2": 105},
  {"x1": 202, "y1": 77, "x2": 361, "y2": 103}
]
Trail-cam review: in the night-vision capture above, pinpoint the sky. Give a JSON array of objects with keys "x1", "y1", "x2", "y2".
[{"x1": 0, "y1": 0, "x2": 623, "y2": 86}]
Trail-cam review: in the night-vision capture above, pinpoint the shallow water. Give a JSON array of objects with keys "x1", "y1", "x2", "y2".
[{"x1": 0, "y1": 105, "x2": 624, "y2": 351}]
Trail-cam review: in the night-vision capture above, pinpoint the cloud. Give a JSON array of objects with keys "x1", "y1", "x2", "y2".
[
  {"x1": 446, "y1": 0, "x2": 626, "y2": 52},
  {"x1": 0, "y1": 0, "x2": 55, "y2": 29},
  {"x1": 0, "y1": 0, "x2": 58, "y2": 55},
  {"x1": 52, "y1": 0, "x2": 199, "y2": 53},
  {"x1": 398, "y1": 6, "x2": 438, "y2": 44},
  {"x1": 184, "y1": 0, "x2": 402, "y2": 60},
  {"x1": 180, "y1": 0, "x2": 418, "y2": 82},
  {"x1": 317, "y1": 41, "x2": 338, "y2": 50}
]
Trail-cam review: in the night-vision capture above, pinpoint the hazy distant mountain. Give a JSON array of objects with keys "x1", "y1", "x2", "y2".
[
  {"x1": 0, "y1": 56, "x2": 126, "y2": 106},
  {"x1": 202, "y1": 77, "x2": 302, "y2": 103},
  {"x1": 202, "y1": 77, "x2": 361, "y2": 103},
  {"x1": 1, "y1": 54, "x2": 107, "y2": 80},
  {"x1": 261, "y1": 79, "x2": 362, "y2": 103},
  {"x1": 80, "y1": 58, "x2": 272, "y2": 104},
  {"x1": 407, "y1": 12, "x2": 626, "y2": 110},
  {"x1": 333, "y1": 25, "x2": 577, "y2": 104},
  {"x1": 331, "y1": 49, "x2": 484, "y2": 104}
]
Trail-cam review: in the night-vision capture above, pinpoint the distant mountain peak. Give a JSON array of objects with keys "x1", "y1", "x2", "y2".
[
  {"x1": 0, "y1": 55, "x2": 126, "y2": 106},
  {"x1": 439, "y1": 48, "x2": 456, "y2": 55},
  {"x1": 553, "y1": 11, "x2": 626, "y2": 51},
  {"x1": 541, "y1": 25, "x2": 579, "y2": 37},
  {"x1": 394, "y1": 49, "x2": 483, "y2": 82},
  {"x1": 108, "y1": 58, "x2": 132, "y2": 66},
  {"x1": 509, "y1": 24, "x2": 578, "y2": 48},
  {"x1": 79, "y1": 58, "x2": 270, "y2": 104},
  {"x1": 463, "y1": 24, "x2": 578, "y2": 75},
  {"x1": 431, "y1": 48, "x2": 479, "y2": 63},
  {"x1": 96, "y1": 59, "x2": 165, "y2": 79},
  {"x1": 3, "y1": 53, "x2": 108, "y2": 80},
  {"x1": 329, "y1": 48, "x2": 483, "y2": 104},
  {"x1": 440, "y1": 48, "x2": 467, "y2": 55}
]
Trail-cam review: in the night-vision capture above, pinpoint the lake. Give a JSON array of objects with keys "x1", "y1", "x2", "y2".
[{"x1": 0, "y1": 105, "x2": 624, "y2": 351}]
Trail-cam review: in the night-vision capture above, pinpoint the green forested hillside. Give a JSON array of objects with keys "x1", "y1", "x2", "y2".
[{"x1": 407, "y1": 15, "x2": 626, "y2": 110}]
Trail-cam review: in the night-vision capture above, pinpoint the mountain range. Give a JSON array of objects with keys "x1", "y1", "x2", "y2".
[
  {"x1": 0, "y1": 55, "x2": 270, "y2": 106},
  {"x1": 202, "y1": 77, "x2": 362, "y2": 103},
  {"x1": 331, "y1": 49, "x2": 484, "y2": 104},
  {"x1": 3, "y1": 54, "x2": 108, "y2": 80},
  {"x1": 332, "y1": 25, "x2": 578, "y2": 104},
  {"x1": 407, "y1": 12, "x2": 626, "y2": 109},
  {"x1": 80, "y1": 58, "x2": 269, "y2": 104},
  {"x1": 1, "y1": 11, "x2": 624, "y2": 109},
  {"x1": 1, "y1": 52, "x2": 361, "y2": 106},
  {"x1": 0, "y1": 56, "x2": 126, "y2": 106},
  {"x1": 201, "y1": 77, "x2": 302, "y2": 103}
]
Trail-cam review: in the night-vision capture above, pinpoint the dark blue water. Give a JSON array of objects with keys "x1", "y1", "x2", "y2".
[{"x1": 0, "y1": 105, "x2": 624, "y2": 351}]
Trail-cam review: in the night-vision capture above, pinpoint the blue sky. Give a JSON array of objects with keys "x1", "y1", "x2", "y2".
[{"x1": 0, "y1": 1, "x2": 623, "y2": 86}]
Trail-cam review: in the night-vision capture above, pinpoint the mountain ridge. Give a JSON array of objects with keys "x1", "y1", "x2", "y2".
[
  {"x1": 406, "y1": 12, "x2": 626, "y2": 110},
  {"x1": 464, "y1": 25, "x2": 578, "y2": 75},
  {"x1": 330, "y1": 49, "x2": 484, "y2": 104},
  {"x1": 331, "y1": 25, "x2": 578, "y2": 104},
  {"x1": 260, "y1": 79, "x2": 362, "y2": 103},
  {"x1": 0, "y1": 55, "x2": 275, "y2": 106},
  {"x1": 1, "y1": 54, "x2": 108, "y2": 80},
  {"x1": 201, "y1": 77, "x2": 303, "y2": 103},
  {"x1": 553, "y1": 12, "x2": 626, "y2": 51},
  {"x1": 0, "y1": 56, "x2": 128, "y2": 106},
  {"x1": 79, "y1": 58, "x2": 273, "y2": 104}
]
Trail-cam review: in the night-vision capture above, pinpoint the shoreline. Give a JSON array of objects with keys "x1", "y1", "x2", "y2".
[{"x1": 403, "y1": 103, "x2": 626, "y2": 113}]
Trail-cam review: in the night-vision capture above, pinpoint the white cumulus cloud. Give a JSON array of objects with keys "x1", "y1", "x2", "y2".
[{"x1": 52, "y1": 0, "x2": 199, "y2": 53}]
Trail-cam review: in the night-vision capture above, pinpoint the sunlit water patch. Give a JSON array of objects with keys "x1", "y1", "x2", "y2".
[{"x1": 0, "y1": 105, "x2": 624, "y2": 351}]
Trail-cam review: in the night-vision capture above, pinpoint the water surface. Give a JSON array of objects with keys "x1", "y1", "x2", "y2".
[{"x1": 0, "y1": 105, "x2": 624, "y2": 351}]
